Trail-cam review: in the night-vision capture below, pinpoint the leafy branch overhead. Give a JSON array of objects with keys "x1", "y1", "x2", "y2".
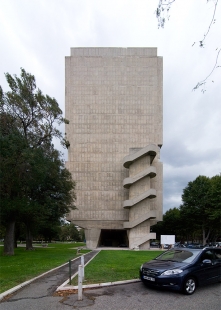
[{"x1": 156, "y1": 0, "x2": 221, "y2": 92}]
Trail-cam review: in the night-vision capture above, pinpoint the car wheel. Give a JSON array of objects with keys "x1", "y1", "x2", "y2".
[{"x1": 183, "y1": 277, "x2": 196, "y2": 295}]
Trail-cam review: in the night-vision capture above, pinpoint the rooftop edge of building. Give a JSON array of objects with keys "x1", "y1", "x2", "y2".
[{"x1": 70, "y1": 47, "x2": 158, "y2": 57}]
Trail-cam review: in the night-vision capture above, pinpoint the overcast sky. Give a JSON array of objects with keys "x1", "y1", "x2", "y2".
[{"x1": 1, "y1": 0, "x2": 220, "y2": 213}]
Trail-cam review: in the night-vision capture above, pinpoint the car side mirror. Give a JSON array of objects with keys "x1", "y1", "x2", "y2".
[{"x1": 202, "y1": 259, "x2": 212, "y2": 265}]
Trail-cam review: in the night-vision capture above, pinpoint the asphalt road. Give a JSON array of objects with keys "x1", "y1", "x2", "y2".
[{"x1": 1, "y1": 251, "x2": 220, "y2": 310}]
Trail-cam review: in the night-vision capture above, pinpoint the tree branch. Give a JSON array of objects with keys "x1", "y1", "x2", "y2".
[
  {"x1": 156, "y1": 0, "x2": 176, "y2": 28},
  {"x1": 156, "y1": 0, "x2": 220, "y2": 91},
  {"x1": 199, "y1": 0, "x2": 219, "y2": 47},
  {"x1": 193, "y1": 48, "x2": 221, "y2": 92}
]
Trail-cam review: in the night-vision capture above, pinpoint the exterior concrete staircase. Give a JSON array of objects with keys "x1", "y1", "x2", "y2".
[
  {"x1": 123, "y1": 210, "x2": 156, "y2": 229},
  {"x1": 123, "y1": 144, "x2": 160, "y2": 249}
]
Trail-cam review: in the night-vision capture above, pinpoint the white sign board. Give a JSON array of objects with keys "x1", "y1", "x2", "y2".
[{"x1": 161, "y1": 235, "x2": 175, "y2": 245}]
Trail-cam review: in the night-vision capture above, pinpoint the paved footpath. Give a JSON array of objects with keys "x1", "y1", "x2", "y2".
[
  {"x1": 0, "y1": 250, "x2": 98, "y2": 310},
  {"x1": 0, "y1": 250, "x2": 220, "y2": 310}
]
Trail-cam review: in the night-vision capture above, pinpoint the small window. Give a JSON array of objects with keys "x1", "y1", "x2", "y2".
[
  {"x1": 202, "y1": 250, "x2": 214, "y2": 261},
  {"x1": 214, "y1": 249, "x2": 221, "y2": 260}
]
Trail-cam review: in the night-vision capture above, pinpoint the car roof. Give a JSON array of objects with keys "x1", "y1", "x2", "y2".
[
  {"x1": 173, "y1": 246, "x2": 216, "y2": 251},
  {"x1": 173, "y1": 247, "x2": 200, "y2": 252}
]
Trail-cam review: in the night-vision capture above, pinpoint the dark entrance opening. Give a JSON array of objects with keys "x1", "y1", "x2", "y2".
[{"x1": 98, "y1": 229, "x2": 128, "y2": 247}]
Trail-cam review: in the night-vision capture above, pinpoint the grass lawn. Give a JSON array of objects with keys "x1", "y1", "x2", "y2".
[
  {"x1": 72, "y1": 250, "x2": 162, "y2": 285},
  {"x1": 0, "y1": 242, "x2": 88, "y2": 293}
]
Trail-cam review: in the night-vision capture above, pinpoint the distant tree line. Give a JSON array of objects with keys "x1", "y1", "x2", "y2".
[
  {"x1": 0, "y1": 68, "x2": 76, "y2": 255},
  {"x1": 152, "y1": 175, "x2": 221, "y2": 244},
  {"x1": 0, "y1": 221, "x2": 85, "y2": 244}
]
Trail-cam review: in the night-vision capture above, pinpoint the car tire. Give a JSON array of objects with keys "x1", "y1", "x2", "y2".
[{"x1": 183, "y1": 277, "x2": 196, "y2": 295}]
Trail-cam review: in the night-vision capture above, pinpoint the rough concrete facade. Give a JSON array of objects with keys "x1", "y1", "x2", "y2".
[{"x1": 65, "y1": 47, "x2": 163, "y2": 249}]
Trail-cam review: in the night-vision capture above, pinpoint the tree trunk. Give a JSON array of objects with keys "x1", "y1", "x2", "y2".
[
  {"x1": 3, "y1": 221, "x2": 15, "y2": 255},
  {"x1": 202, "y1": 227, "x2": 210, "y2": 245},
  {"x1": 26, "y1": 226, "x2": 34, "y2": 250}
]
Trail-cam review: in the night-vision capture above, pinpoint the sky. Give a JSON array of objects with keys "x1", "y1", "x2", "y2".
[{"x1": 1, "y1": 0, "x2": 220, "y2": 213}]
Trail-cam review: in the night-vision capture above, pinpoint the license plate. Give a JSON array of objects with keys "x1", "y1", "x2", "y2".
[{"x1": 143, "y1": 276, "x2": 155, "y2": 281}]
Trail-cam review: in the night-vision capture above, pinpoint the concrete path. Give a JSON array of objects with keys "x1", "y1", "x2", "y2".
[{"x1": 0, "y1": 250, "x2": 99, "y2": 309}]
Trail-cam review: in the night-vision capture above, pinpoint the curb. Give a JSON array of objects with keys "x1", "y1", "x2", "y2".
[{"x1": 57, "y1": 279, "x2": 141, "y2": 291}]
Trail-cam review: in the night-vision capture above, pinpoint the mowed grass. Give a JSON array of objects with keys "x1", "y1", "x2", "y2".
[
  {"x1": 72, "y1": 250, "x2": 162, "y2": 285},
  {"x1": 0, "y1": 242, "x2": 88, "y2": 293}
]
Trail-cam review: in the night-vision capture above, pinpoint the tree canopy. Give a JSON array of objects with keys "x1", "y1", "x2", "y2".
[
  {"x1": 0, "y1": 68, "x2": 69, "y2": 147},
  {"x1": 152, "y1": 174, "x2": 221, "y2": 244},
  {"x1": 0, "y1": 68, "x2": 75, "y2": 255}
]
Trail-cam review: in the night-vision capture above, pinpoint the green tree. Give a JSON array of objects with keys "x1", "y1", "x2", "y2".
[
  {"x1": 20, "y1": 145, "x2": 76, "y2": 250},
  {"x1": 0, "y1": 68, "x2": 74, "y2": 255},
  {"x1": 37, "y1": 219, "x2": 61, "y2": 242},
  {"x1": 152, "y1": 207, "x2": 184, "y2": 241},
  {"x1": 69, "y1": 224, "x2": 81, "y2": 241},
  {"x1": 180, "y1": 175, "x2": 214, "y2": 244},
  {"x1": 0, "y1": 116, "x2": 29, "y2": 254},
  {"x1": 207, "y1": 175, "x2": 221, "y2": 240},
  {"x1": 59, "y1": 223, "x2": 81, "y2": 242},
  {"x1": 0, "y1": 68, "x2": 69, "y2": 147},
  {"x1": 152, "y1": 174, "x2": 221, "y2": 244},
  {"x1": 79, "y1": 228, "x2": 85, "y2": 242}
]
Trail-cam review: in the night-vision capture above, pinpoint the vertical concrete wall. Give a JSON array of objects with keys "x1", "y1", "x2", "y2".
[{"x1": 65, "y1": 48, "x2": 163, "y2": 249}]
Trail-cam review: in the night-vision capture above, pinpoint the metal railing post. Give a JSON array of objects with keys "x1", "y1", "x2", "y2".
[
  {"x1": 81, "y1": 255, "x2": 85, "y2": 280},
  {"x1": 69, "y1": 260, "x2": 71, "y2": 285},
  {"x1": 78, "y1": 265, "x2": 83, "y2": 300}
]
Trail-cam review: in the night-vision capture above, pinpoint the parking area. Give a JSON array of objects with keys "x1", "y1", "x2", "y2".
[
  {"x1": 1, "y1": 277, "x2": 220, "y2": 310},
  {"x1": 61, "y1": 281, "x2": 221, "y2": 310}
]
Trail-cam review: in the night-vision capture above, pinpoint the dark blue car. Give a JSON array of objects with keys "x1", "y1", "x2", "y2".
[{"x1": 140, "y1": 247, "x2": 221, "y2": 295}]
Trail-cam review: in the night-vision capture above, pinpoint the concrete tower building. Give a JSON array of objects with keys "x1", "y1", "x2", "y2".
[{"x1": 65, "y1": 47, "x2": 163, "y2": 249}]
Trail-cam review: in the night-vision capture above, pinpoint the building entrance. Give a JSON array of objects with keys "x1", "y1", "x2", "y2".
[{"x1": 98, "y1": 229, "x2": 128, "y2": 247}]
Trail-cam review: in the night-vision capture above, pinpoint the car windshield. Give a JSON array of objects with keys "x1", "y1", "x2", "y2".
[{"x1": 155, "y1": 249, "x2": 201, "y2": 263}]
